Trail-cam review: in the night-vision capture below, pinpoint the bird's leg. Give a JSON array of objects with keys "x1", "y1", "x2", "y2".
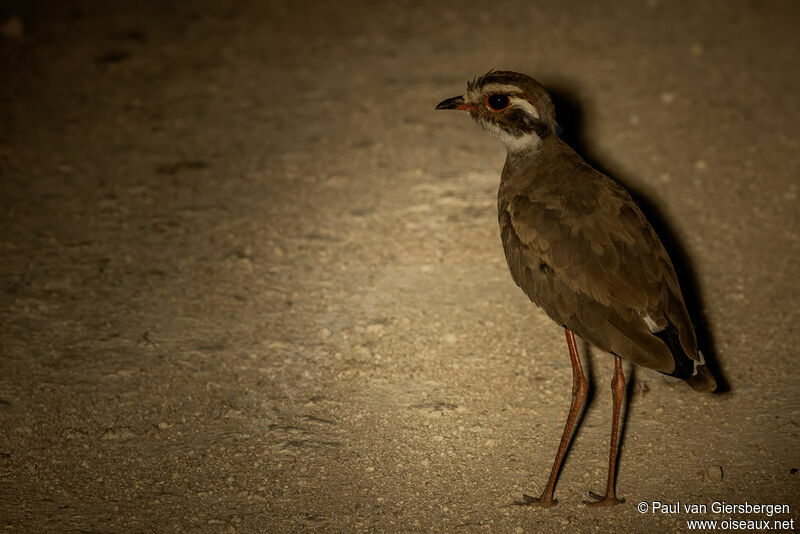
[
  {"x1": 583, "y1": 354, "x2": 626, "y2": 507},
  {"x1": 516, "y1": 328, "x2": 587, "y2": 508}
]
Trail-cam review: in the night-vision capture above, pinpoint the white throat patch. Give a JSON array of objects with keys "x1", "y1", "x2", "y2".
[
  {"x1": 476, "y1": 95, "x2": 542, "y2": 153},
  {"x1": 479, "y1": 120, "x2": 541, "y2": 153}
]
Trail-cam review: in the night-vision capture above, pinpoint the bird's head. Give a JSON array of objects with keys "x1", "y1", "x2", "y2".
[{"x1": 435, "y1": 70, "x2": 558, "y2": 154}]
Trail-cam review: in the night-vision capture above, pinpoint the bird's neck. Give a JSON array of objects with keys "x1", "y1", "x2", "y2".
[
  {"x1": 502, "y1": 133, "x2": 543, "y2": 156},
  {"x1": 503, "y1": 148, "x2": 539, "y2": 174},
  {"x1": 502, "y1": 134, "x2": 554, "y2": 179},
  {"x1": 499, "y1": 135, "x2": 571, "y2": 201}
]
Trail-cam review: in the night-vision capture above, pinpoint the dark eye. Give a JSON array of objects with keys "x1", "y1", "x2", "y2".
[{"x1": 486, "y1": 94, "x2": 510, "y2": 111}]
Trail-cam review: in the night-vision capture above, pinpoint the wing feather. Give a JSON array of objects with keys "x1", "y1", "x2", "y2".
[{"x1": 498, "y1": 143, "x2": 699, "y2": 372}]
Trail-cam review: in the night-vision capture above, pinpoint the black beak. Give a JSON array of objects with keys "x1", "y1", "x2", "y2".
[{"x1": 435, "y1": 95, "x2": 467, "y2": 110}]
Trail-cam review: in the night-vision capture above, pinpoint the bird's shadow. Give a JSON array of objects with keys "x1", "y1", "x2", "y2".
[{"x1": 544, "y1": 79, "x2": 729, "y2": 392}]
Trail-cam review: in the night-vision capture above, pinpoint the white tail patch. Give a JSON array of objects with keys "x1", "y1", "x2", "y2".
[
  {"x1": 642, "y1": 314, "x2": 663, "y2": 333},
  {"x1": 692, "y1": 350, "x2": 706, "y2": 376}
]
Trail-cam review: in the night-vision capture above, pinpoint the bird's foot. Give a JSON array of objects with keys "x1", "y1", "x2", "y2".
[
  {"x1": 582, "y1": 491, "x2": 625, "y2": 507},
  {"x1": 513, "y1": 493, "x2": 558, "y2": 508}
]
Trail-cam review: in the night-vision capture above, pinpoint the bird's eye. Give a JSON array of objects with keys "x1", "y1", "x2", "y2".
[{"x1": 485, "y1": 94, "x2": 510, "y2": 111}]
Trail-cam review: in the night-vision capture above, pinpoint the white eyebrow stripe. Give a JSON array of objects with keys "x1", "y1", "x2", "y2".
[
  {"x1": 509, "y1": 96, "x2": 540, "y2": 119},
  {"x1": 478, "y1": 83, "x2": 525, "y2": 95}
]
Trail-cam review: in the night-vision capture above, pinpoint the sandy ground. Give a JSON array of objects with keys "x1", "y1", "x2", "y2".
[{"x1": 1, "y1": 1, "x2": 799, "y2": 532}]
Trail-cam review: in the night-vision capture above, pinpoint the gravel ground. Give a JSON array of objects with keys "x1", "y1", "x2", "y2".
[{"x1": 1, "y1": 1, "x2": 798, "y2": 532}]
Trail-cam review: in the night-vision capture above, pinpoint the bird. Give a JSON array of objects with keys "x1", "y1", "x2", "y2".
[{"x1": 435, "y1": 70, "x2": 717, "y2": 507}]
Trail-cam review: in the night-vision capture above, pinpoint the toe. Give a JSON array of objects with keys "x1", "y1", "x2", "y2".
[
  {"x1": 582, "y1": 491, "x2": 625, "y2": 507},
  {"x1": 514, "y1": 494, "x2": 558, "y2": 508}
]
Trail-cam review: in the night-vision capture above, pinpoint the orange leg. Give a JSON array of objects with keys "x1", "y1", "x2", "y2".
[
  {"x1": 516, "y1": 328, "x2": 588, "y2": 507},
  {"x1": 583, "y1": 354, "x2": 626, "y2": 507}
]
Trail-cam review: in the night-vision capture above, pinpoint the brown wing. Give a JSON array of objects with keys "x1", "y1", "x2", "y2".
[{"x1": 498, "y1": 149, "x2": 699, "y2": 373}]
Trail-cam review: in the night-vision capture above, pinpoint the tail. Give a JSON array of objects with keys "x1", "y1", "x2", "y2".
[
  {"x1": 687, "y1": 358, "x2": 717, "y2": 392},
  {"x1": 654, "y1": 323, "x2": 718, "y2": 393}
]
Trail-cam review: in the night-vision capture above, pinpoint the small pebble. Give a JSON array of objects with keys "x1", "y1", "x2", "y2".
[
  {"x1": 705, "y1": 465, "x2": 724, "y2": 482},
  {"x1": 102, "y1": 427, "x2": 135, "y2": 440},
  {"x1": 365, "y1": 323, "x2": 385, "y2": 335},
  {"x1": 444, "y1": 333, "x2": 457, "y2": 344},
  {"x1": 318, "y1": 328, "x2": 332, "y2": 340},
  {"x1": 660, "y1": 92, "x2": 676, "y2": 104}
]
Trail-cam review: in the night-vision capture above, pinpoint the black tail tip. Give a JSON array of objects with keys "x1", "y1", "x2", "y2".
[{"x1": 687, "y1": 364, "x2": 718, "y2": 393}]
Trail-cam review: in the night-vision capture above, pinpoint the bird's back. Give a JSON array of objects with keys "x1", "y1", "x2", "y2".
[{"x1": 498, "y1": 135, "x2": 715, "y2": 390}]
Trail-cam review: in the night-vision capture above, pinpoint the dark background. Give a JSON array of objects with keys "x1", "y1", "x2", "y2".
[{"x1": 1, "y1": 1, "x2": 798, "y2": 531}]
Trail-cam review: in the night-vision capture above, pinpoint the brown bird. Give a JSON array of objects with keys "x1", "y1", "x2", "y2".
[{"x1": 435, "y1": 71, "x2": 717, "y2": 507}]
